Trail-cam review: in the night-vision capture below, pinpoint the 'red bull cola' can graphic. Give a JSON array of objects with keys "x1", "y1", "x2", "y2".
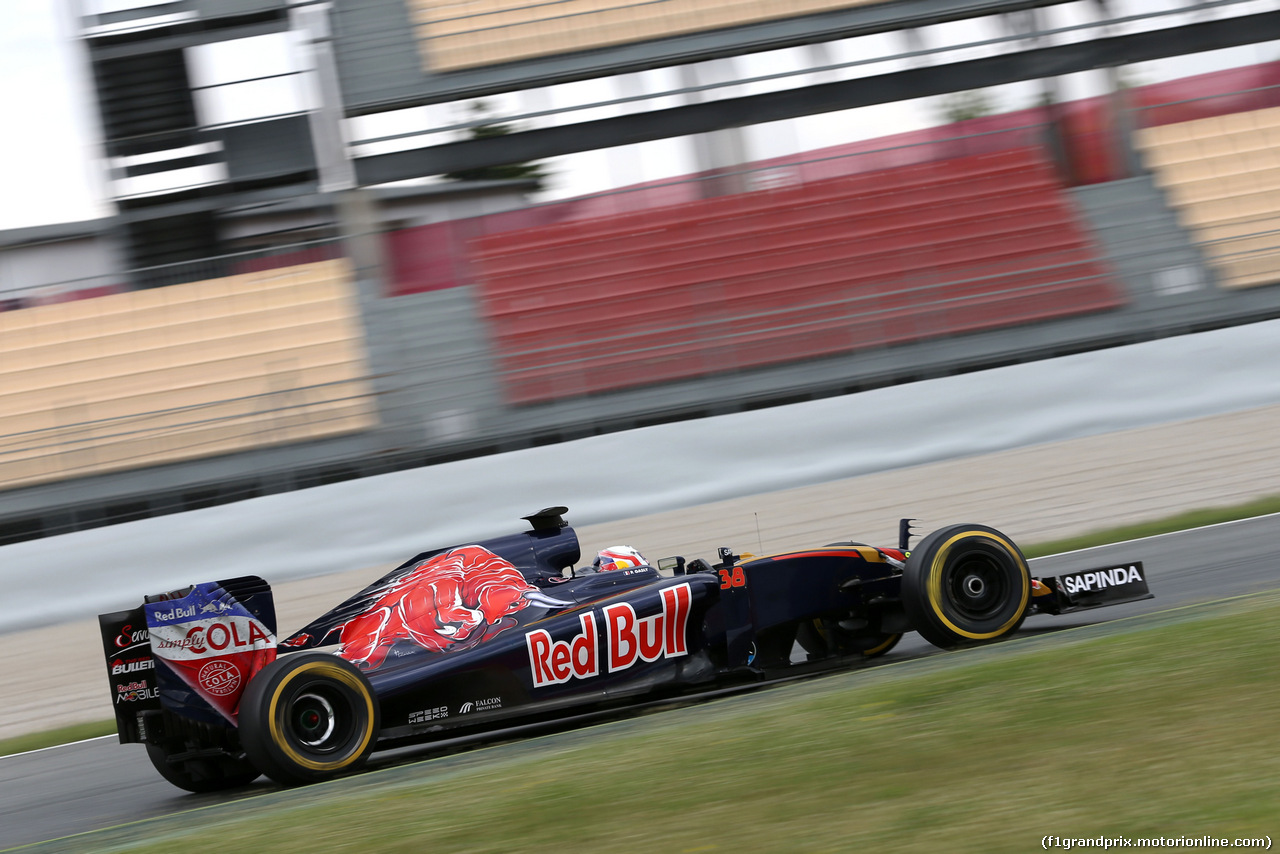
[{"x1": 144, "y1": 583, "x2": 277, "y2": 724}]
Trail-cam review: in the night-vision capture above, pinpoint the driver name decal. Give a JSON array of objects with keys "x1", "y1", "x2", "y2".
[{"x1": 527, "y1": 583, "x2": 692, "y2": 688}]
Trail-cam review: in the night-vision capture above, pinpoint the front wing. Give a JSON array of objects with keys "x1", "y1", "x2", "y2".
[{"x1": 1035, "y1": 560, "x2": 1152, "y2": 614}]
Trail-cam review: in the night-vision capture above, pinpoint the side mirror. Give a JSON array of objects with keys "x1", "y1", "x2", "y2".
[{"x1": 658, "y1": 556, "x2": 686, "y2": 576}]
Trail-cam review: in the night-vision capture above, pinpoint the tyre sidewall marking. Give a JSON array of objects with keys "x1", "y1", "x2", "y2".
[
  {"x1": 267, "y1": 660, "x2": 375, "y2": 772},
  {"x1": 925, "y1": 531, "x2": 1029, "y2": 640}
]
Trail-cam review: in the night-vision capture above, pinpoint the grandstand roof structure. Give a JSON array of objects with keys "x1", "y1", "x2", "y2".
[
  {"x1": 351, "y1": 5, "x2": 1280, "y2": 183},
  {"x1": 80, "y1": 0, "x2": 1280, "y2": 193},
  {"x1": 334, "y1": 0, "x2": 1083, "y2": 113}
]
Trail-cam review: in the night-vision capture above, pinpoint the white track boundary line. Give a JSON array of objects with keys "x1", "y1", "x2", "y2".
[
  {"x1": 1, "y1": 734, "x2": 115, "y2": 762},
  {"x1": 1029, "y1": 510, "x2": 1280, "y2": 559}
]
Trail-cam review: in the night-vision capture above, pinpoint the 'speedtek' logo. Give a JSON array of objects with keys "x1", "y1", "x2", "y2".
[
  {"x1": 408, "y1": 706, "x2": 448, "y2": 724},
  {"x1": 526, "y1": 583, "x2": 692, "y2": 689},
  {"x1": 1061, "y1": 565, "x2": 1144, "y2": 595}
]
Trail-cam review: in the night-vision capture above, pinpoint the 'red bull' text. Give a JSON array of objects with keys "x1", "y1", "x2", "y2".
[{"x1": 526, "y1": 583, "x2": 692, "y2": 688}]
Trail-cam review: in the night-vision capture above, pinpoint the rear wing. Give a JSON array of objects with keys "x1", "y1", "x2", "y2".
[
  {"x1": 99, "y1": 606, "x2": 161, "y2": 743},
  {"x1": 98, "y1": 576, "x2": 277, "y2": 743}
]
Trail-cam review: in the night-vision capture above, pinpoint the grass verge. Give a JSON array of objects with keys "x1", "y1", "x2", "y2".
[
  {"x1": 1020, "y1": 494, "x2": 1280, "y2": 558},
  {"x1": 80, "y1": 593, "x2": 1280, "y2": 854},
  {"x1": 0, "y1": 720, "x2": 115, "y2": 758}
]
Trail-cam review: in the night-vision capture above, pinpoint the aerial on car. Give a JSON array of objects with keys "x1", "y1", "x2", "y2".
[{"x1": 99, "y1": 507, "x2": 1151, "y2": 791}]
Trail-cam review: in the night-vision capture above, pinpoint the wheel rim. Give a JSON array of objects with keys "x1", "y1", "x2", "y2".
[
  {"x1": 291, "y1": 693, "x2": 338, "y2": 748},
  {"x1": 281, "y1": 683, "x2": 359, "y2": 757},
  {"x1": 944, "y1": 550, "x2": 1010, "y2": 622}
]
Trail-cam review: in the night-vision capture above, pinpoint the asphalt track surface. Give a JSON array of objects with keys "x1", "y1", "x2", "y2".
[{"x1": 3, "y1": 514, "x2": 1279, "y2": 852}]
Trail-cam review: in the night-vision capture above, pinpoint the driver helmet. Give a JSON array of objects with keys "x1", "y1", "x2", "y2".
[{"x1": 593, "y1": 545, "x2": 648, "y2": 572}]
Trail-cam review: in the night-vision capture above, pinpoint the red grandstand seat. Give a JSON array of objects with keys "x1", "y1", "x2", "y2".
[{"x1": 471, "y1": 146, "x2": 1126, "y2": 404}]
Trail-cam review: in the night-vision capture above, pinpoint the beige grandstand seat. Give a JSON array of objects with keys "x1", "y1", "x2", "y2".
[
  {"x1": 0, "y1": 259, "x2": 376, "y2": 491},
  {"x1": 1135, "y1": 106, "x2": 1280, "y2": 289},
  {"x1": 408, "y1": 0, "x2": 886, "y2": 71}
]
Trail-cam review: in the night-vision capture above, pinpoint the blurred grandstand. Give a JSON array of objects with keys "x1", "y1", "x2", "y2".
[{"x1": 1, "y1": 0, "x2": 1279, "y2": 545}]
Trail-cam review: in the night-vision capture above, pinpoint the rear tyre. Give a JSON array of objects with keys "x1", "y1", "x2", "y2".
[
  {"x1": 901, "y1": 524, "x2": 1031, "y2": 649},
  {"x1": 145, "y1": 740, "x2": 260, "y2": 792},
  {"x1": 796, "y1": 620, "x2": 902, "y2": 660},
  {"x1": 239, "y1": 652, "x2": 380, "y2": 786}
]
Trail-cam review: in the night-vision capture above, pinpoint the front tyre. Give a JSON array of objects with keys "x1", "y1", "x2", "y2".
[
  {"x1": 901, "y1": 524, "x2": 1031, "y2": 649},
  {"x1": 239, "y1": 652, "x2": 380, "y2": 786}
]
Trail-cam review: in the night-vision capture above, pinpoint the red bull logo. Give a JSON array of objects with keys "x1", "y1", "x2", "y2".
[
  {"x1": 527, "y1": 583, "x2": 692, "y2": 688},
  {"x1": 336, "y1": 546, "x2": 564, "y2": 670},
  {"x1": 527, "y1": 614, "x2": 599, "y2": 687}
]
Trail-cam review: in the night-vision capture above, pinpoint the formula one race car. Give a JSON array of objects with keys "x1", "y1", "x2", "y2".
[{"x1": 99, "y1": 508, "x2": 1151, "y2": 791}]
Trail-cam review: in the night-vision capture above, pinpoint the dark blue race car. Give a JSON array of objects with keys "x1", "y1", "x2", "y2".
[{"x1": 98, "y1": 507, "x2": 1150, "y2": 790}]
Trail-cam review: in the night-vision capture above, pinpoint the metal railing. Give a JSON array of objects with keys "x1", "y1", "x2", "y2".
[{"x1": 0, "y1": 238, "x2": 345, "y2": 305}]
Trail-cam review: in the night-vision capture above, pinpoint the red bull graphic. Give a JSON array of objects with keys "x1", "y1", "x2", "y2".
[
  {"x1": 604, "y1": 584, "x2": 691, "y2": 672},
  {"x1": 527, "y1": 582, "x2": 692, "y2": 688},
  {"x1": 332, "y1": 545, "x2": 567, "y2": 670},
  {"x1": 144, "y1": 583, "x2": 277, "y2": 724},
  {"x1": 527, "y1": 613, "x2": 600, "y2": 687}
]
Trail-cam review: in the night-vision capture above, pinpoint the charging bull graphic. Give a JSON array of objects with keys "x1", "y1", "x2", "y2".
[{"x1": 331, "y1": 546, "x2": 569, "y2": 670}]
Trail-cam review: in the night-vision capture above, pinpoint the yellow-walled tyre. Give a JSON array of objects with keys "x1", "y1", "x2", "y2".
[
  {"x1": 239, "y1": 652, "x2": 380, "y2": 786},
  {"x1": 798, "y1": 620, "x2": 902, "y2": 660},
  {"x1": 901, "y1": 524, "x2": 1031, "y2": 649},
  {"x1": 850, "y1": 631, "x2": 903, "y2": 659}
]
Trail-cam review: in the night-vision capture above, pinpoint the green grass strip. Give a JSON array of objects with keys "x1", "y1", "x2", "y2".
[
  {"x1": 0, "y1": 720, "x2": 115, "y2": 758},
  {"x1": 1021, "y1": 494, "x2": 1280, "y2": 557}
]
